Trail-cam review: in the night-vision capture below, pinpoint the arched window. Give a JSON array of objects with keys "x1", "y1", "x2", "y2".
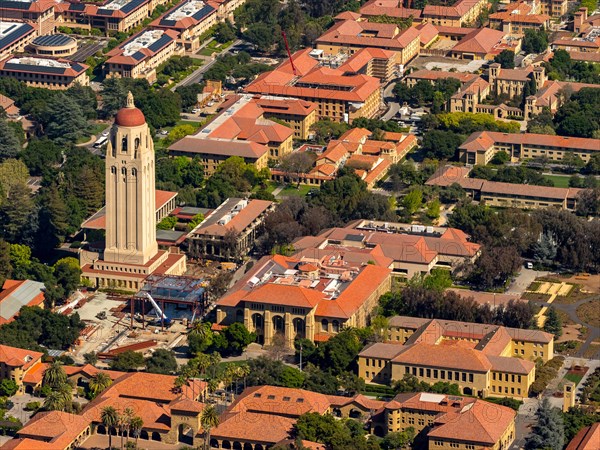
[
  {"x1": 121, "y1": 136, "x2": 128, "y2": 152},
  {"x1": 135, "y1": 137, "x2": 140, "y2": 149},
  {"x1": 321, "y1": 319, "x2": 329, "y2": 332},
  {"x1": 111, "y1": 166, "x2": 117, "y2": 174},
  {"x1": 332, "y1": 320, "x2": 340, "y2": 333},
  {"x1": 131, "y1": 168, "x2": 137, "y2": 177}
]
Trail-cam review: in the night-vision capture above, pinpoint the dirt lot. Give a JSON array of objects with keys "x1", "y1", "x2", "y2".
[{"x1": 577, "y1": 300, "x2": 600, "y2": 328}]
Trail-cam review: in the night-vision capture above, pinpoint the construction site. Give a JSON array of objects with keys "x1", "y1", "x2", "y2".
[{"x1": 69, "y1": 273, "x2": 211, "y2": 365}]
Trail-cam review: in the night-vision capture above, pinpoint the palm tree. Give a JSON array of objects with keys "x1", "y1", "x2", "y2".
[
  {"x1": 56, "y1": 382, "x2": 73, "y2": 410},
  {"x1": 42, "y1": 361, "x2": 67, "y2": 388},
  {"x1": 43, "y1": 391, "x2": 64, "y2": 411},
  {"x1": 189, "y1": 321, "x2": 211, "y2": 338},
  {"x1": 119, "y1": 407, "x2": 134, "y2": 449},
  {"x1": 89, "y1": 372, "x2": 112, "y2": 398},
  {"x1": 193, "y1": 352, "x2": 212, "y2": 377},
  {"x1": 100, "y1": 406, "x2": 119, "y2": 450},
  {"x1": 129, "y1": 416, "x2": 144, "y2": 448},
  {"x1": 237, "y1": 364, "x2": 251, "y2": 391},
  {"x1": 200, "y1": 405, "x2": 220, "y2": 450}
]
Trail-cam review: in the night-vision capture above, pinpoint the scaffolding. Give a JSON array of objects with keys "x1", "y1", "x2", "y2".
[{"x1": 130, "y1": 274, "x2": 208, "y2": 330}]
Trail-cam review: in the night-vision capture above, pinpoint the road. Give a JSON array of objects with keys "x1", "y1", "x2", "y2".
[
  {"x1": 173, "y1": 39, "x2": 243, "y2": 89},
  {"x1": 381, "y1": 79, "x2": 401, "y2": 121}
]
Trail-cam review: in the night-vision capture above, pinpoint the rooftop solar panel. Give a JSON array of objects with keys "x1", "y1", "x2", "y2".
[
  {"x1": 0, "y1": 22, "x2": 33, "y2": 51},
  {"x1": 4, "y1": 62, "x2": 70, "y2": 74},
  {"x1": 120, "y1": 0, "x2": 146, "y2": 14},
  {"x1": 33, "y1": 34, "x2": 74, "y2": 47},
  {"x1": 148, "y1": 34, "x2": 173, "y2": 52}
]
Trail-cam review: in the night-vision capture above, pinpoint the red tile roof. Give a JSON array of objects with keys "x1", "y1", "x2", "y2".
[
  {"x1": 81, "y1": 190, "x2": 177, "y2": 230},
  {"x1": 428, "y1": 400, "x2": 516, "y2": 445},
  {"x1": 245, "y1": 48, "x2": 380, "y2": 103},
  {"x1": 451, "y1": 28, "x2": 506, "y2": 55},
  {"x1": 566, "y1": 423, "x2": 600, "y2": 450},
  {"x1": 0, "y1": 345, "x2": 43, "y2": 370}
]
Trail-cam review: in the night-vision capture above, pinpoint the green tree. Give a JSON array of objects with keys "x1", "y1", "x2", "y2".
[
  {"x1": 145, "y1": 348, "x2": 178, "y2": 374},
  {"x1": 43, "y1": 390, "x2": 66, "y2": 411},
  {"x1": 42, "y1": 361, "x2": 67, "y2": 389},
  {"x1": 0, "y1": 379, "x2": 18, "y2": 396},
  {"x1": 200, "y1": 405, "x2": 220, "y2": 450},
  {"x1": 83, "y1": 352, "x2": 98, "y2": 366},
  {"x1": 522, "y1": 28, "x2": 549, "y2": 54},
  {"x1": 543, "y1": 307, "x2": 562, "y2": 339},
  {"x1": 21, "y1": 138, "x2": 62, "y2": 176},
  {"x1": 100, "y1": 406, "x2": 120, "y2": 449},
  {"x1": 426, "y1": 199, "x2": 441, "y2": 219},
  {"x1": 157, "y1": 216, "x2": 177, "y2": 230},
  {"x1": 421, "y1": 130, "x2": 463, "y2": 160},
  {"x1": 310, "y1": 119, "x2": 349, "y2": 143},
  {"x1": 525, "y1": 398, "x2": 564, "y2": 450},
  {"x1": 37, "y1": 185, "x2": 70, "y2": 253},
  {"x1": 214, "y1": 20, "x2": 237, "y2": 43},
  {"x1": 223, "y1": 323, "x2": 256, "y2": 354},
  {"x1": 381, "y1": 428, "x2": 416, "y2": 450},
  {"x1": 45, "y1": 93, "x2": 89, "y2": 144},
  {"x1": 129, "y1": 416, "x2": 144, "y2": 448},
  {"x1": 88, "y1": 372, "x2": 113, "y2": 398},
  {"x1": 53, "y1": 258, "x2": 81, "y2": 297},
  {"x1": 187, "y1": 213, "x2": 205, "y2": 231},
  {"x1": 109, "y1": 350, "x2": 145, "y2": 371},
  {"x1": 100, "y1": 78, "x2": 128, "y2": 119},
  {"x1": 494, "y1": 50, "x2": 515, "y2": 69},
  {"x1": 0, "y1": 182, "x2": 34, "y2": 244},
  {"x1": 0, "y1": 118, "x2": 20, "y2": 160},
  {"x1": 402, "y1": 189, "x2": 423, "y2": 215},
  {"x1": 490, "y1": 150, "x2": 510, "y2": 165}
]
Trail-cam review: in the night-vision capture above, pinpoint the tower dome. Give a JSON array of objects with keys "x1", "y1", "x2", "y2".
[{"x1": 114, "y1": 91, "x2": 146, "y2": 127}]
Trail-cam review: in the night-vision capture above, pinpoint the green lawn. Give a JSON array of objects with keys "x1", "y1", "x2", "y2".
[
  {"x1": 278, "y1": 184, "x2": 315, "y2": 197},
  {"x1": 565, "y1": 372, "x2": 584, "y2": 385},
  {"x1": 198, "y1": 40, "x2": 232, "y2": 56},
  {"x1": 543, "y1": 174, "x2": 571, "y2": 188},
  {"x1": 77, "y1": 123, "x2": 109, "y2": 144}
]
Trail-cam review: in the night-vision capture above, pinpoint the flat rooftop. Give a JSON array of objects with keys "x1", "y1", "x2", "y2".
[
  {"x1": 122, "y1": 29, "x2": 166, "y2": 56},
  {"x1": 102, "y1": 0, "x2": 131, "y2": 10},
  {"x1": 6, "y1": 56, "x2": 70, "y2": 68},
  {"x1": 165, "y1": 0, "x2": 209, "y2": 21},
  {"x1": 199, "y1": 94, "x2": 254, "y2": 137},
  {"x1": 0, "y1": 20, "x2": 29, "y2": 39}
]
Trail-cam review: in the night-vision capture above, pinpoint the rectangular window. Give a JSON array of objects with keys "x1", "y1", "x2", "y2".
[
  {"x1": 462, "y1": 373, "x2": 466, "y2": 382},
  {"x1": 469, "y1": 373, "x2": 473, "y2": 383},
  {"x1": 426, "y1": 369, "x2": 431, "y2": 378},
  {"x1": 455, "y1": 372, "x2": 460, "y2": 381},
  {"x1": 441, "y1": 370, "x2": 445, "y2": 380},
  {"x1": 405, "y1": 367, "x2": 410, "y2": 374},
  {"x1": 420, "y1": 368, "x2": 424, "y2": 377},
  {"x1": 433, "y1": 370, "x2": 438, "y2": 379}
]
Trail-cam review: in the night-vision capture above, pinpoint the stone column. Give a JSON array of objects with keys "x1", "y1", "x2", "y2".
[
  {"x1": 284, "y1": 312, "x2": 293, "y2": 348},
  {"x1": 264, "y1": 310, "x2": 272, "y2": 346},
  {"x1": 244, "y1": 308, "x2": 250, "y2": 330}
]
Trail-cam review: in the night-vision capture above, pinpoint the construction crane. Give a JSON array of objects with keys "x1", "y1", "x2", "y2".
[
  {"x1": 143, "y1": 292, "x2": 171, "y2": 326},
  {"x1": 281, "y1": 31, "x2": 297, "y2": 76}
]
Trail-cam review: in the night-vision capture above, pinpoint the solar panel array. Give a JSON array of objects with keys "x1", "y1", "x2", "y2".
[
  {"x1": 32, "y1": 33, "x2": 74, "y2": 47},
  {"x1": 158, "y1": 2, "x2": 214, "y2": 27},
  {"x1": 96, "y1": 0, "x2": 146, "y2": 16},
  {"x1": 0, "y1": 1, "x2": 36, "y2": 11},
  {"x1": 0, "y1": 22, "x2": 33, "y2": 51}
]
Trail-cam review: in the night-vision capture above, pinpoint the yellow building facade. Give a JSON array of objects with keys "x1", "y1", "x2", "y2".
[{"x1": 358, "y1": 316, "x2": 554, "y2": 399}]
